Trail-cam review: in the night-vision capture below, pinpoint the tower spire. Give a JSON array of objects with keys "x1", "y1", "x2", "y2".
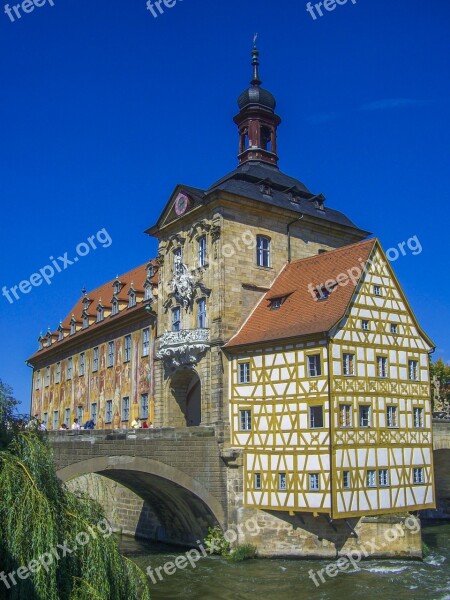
[
  {"x1": 251, "y1": 34, "x2": 261, "y2": 87},
  {"x1": 234, "y1": 39, "x2": 282, "y2": 167}
]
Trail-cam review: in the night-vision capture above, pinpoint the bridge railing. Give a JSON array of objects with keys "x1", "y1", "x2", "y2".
[{"x1": 47, "y1": 426, "x2": 216, "y2": 443}]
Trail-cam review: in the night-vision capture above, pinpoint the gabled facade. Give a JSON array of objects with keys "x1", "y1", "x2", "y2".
[{"x1": 225, "y1": 239, "x2": 435, "y2": 517}]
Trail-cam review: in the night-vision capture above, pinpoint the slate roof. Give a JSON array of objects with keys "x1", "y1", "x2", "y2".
[
  {"x1": 225, "y1": 239, "x2": 377, "y2": 348},
  {"x1": 207, "y1": 161, "x2": 367, "y2": 233}
]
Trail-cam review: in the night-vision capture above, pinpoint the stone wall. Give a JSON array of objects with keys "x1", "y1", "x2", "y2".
[{"x1": 224, "y1": 449, "x2": 422, "y2": 559}]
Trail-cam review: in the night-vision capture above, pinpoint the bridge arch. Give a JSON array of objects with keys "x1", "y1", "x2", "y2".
[{"x1": 57, "y1": 455, "x2": 225, "y2": 546}]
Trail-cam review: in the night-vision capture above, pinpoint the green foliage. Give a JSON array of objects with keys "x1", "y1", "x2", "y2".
[
  {"x1": 228, "y1": 544, "x2": 257, "y2": 562},
  {"x1": 0, "y1": 432, "x2": 150, "y2": 599},
  {"x1": 430, "y1": 358, "x2": 450, "y2": 411},
  {"x1": 203, "y1": 527, "x2": 230, "y2": 556},
  {"x1": 0, "y1": 378, "x2": 19, "y2": 447},
  {"x1": 422, "y1": 541, "x2": 431, "y2": 558}
]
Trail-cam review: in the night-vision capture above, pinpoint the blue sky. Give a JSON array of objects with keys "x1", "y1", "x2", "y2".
[{"x1": 0, "y1": 0, "x2": 449, "y2": 410}]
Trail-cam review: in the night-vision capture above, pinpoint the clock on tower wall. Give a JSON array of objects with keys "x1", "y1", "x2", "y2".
[{"x1": 174, "y1": 192, "x2": 190, "y2": 216}]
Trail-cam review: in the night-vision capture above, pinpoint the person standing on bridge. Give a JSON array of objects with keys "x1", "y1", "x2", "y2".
[{"x1": 72, "y1": 418, "x2": 81, "y2": 431}]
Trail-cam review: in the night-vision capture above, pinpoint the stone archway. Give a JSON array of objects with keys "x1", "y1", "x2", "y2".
[
  {"x1": 167, "y1": 369, "x2": 202, "y2": 427},
  {"x1": 57, "y1": 456, "x2": 225, "y2": 546}
]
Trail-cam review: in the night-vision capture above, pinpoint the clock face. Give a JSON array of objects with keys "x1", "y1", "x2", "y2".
[{"x1": 174, "y1": 193, "x2": 189, "y2": 216}]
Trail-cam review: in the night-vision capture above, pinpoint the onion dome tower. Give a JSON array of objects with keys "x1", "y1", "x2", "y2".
[{"x1": 234, "y1": 40, "x2": 282, "y2": 167}]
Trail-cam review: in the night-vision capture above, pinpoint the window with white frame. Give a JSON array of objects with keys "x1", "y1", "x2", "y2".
[
  {"x1": 239, "y1": 409, "x2": 251, "y2": 431},
  {"x1": 413, "y1": 407, "x2": 424, "y2": 428},
  {"x1": 367, "y1": 470, "x2": 376, "y2": 487},
  {"x1": 254, "y1": 473, "x2": 261, "y2": 490},
  {"x1": 377, "y1": 356, "x2": 388, "y2": 378},
  {"x1": 97, "y1": 306, "x2": 104, "y2": 323},
  {"x1": 386, "y1": 405, "x2": 398, "y2": 428},
  {"x1": 307, "y1": 354, "x2": 322, "y2": 377},
  {"x1": 53, "y1": 410, "x2": 59, "y2": 430},
  {"x1": 108, "y1": 341, "x2": 114, "y2": 368},
  {"x1": 391, "y1": 323, "x2": 398, "y2": 334},
  {"x1": 111, "y1": 299, "x2": 119, "y2": 316},
  {"x1": 55, "y1": 362, "x2": 61, "y2": 384},
  {"x1": 343, "y1": 471, "x2": 351, "y2": 489},
  {"x1": 339, "y1": 404, "x2": 352, "y2": 427},
  {"x1": 278, "y1": 473, "x2": 287, "y2": 491},
  {"x1": 198, "y1": 236, "x2": 207, "y2": 267},
  {"x1": 79, "y1": 353, "x2": 85, "y2": 376},
  {"x1": 82, "y1": 314, "x2": 89, "y2": 329},
  {"x1": 173, "y1": 247, "x2": 182, "y2": 270},
  {"x1": 70, "y1": 320, "x2": 77, "y2": 335},
  {"x1": 64, "y1": 408, "x2": 70, "y2": 427},
  {"x1": 93, "y1": 347, "x2": 99, "y2": 372},
  {"x1": 77, "y1": 406, "x2": 83, "y2": 423},
  {"x1": 35, "y1": 371, "x2": 41, "y2": 390},
  {"x1": 43, "y1": 413, "x2": 48, "y2": 429},
  {"x1": 172, "y1": 307, "x2": 181, "y2": 332},
  {"x1": 373, "y1": 285, "x2": 382, "y2": 296},
  {"x1": 128, "y1": 291, "x2": 136, "y2": 308},
  {"x1": 362, "y1": 320, "x2": 370, "y2": 331},
  {"x1": 197, "y1": 298, "x2": 207, "y2": 329},
  {"x1": 359, "y1": 405, "x2": 371, "y2": 428},
  {"x1": 378, "y1": 469, "x2": 390, "y2": 487},
  {"x1": 238, "y1": 362, "x2": 251, "y2": 384},
  {"x1": 142, "y1": 328, "x2": 150, "y2": 357},
  {"x1": 309, "y1": 473, "x2": 320, "y2": 491},
  {"x1": 121, "y1": 397, "x2": 130, "y2": 422},
  {"x1": 140, "y1": 393, "x2": 149, "y2": 419},
  {"x1": 124, "y1": 335, "x2": 131, "y2": 363},
  {"x1": 67, "y1": 357, "x2": 73, "y2": 380},
  {"x1": 91, "y1": 402, "x2": 97, "y2": 425},
  {"x1": 144, "y1": 283, "x2": 152, "y2": 301},
  {"x1": 413, "y1": 467, "x2": 424, "y2": 484},
  {"x1": 409, "y1": 360, "x2": 419, "y2": 381},
  {"x1": 309, "y1": 406, "x2": 324, "y2": 429},
  {"x1": 343, "y1": 353, "x2": 355, "y2": 376},
  {"x1": 256, "y1": 236, "x2": 271, "y2": 268},
  {"x1": 105, "y1": 400, "x2": 113, "y2": 424},
  {"x1": 45, "y1": 366, "x2": 50, "y2": 387}
]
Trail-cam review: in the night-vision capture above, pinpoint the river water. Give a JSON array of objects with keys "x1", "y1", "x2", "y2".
[{"x1": 121, "y1": 522, "x2": 450, "y2": 600}]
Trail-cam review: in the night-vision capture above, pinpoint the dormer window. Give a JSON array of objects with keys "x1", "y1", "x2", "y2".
[
  {"x1": 113, "y1": 279, "x2": 122, "y2": 295},
  {"x1": 289, "y1": 192, "x2": 300, "y2": 204},
  {"x1": 128, "y1": 288, "x2": 136, "y2": 308},
  {"x1": 58, "y1": 327, "x2": 64, "y2": 341},
  {"x1": 82, "y1": 297, "x2": 91, "y2": 312},
  {"x1": 70, "y1": 318, "x2": 77, "y2": 335},
  {"x1": 269, "y1": 297, "x2": 286, "y2": 310},
  {"x1": 144, "y1": 282, "x2": 152, "y2": 301},
  {"x1": 96, "y1": 305, "x2": 104, "y2": 323},
  {"x1": 38, "y1": 337, "x2": 44, "y2": 350},
  {"x1": 259, "y1": 181, "x2": 273, "y2": 196},
  {"x1": 314, "y1": 199, "x2": 324, "y2": 211},
  {"x1": 111, "y1": 298, "x2": 119, "y2": 316},
  {"x1": 82, "y1": 313, "x2": 89, "y2": 329},
  {"x1": 146, "y1": 263, "x2": 155, "y2": 279},
  {"x1": 46, "y1": 335, "x2": 52, "y2": 347}
]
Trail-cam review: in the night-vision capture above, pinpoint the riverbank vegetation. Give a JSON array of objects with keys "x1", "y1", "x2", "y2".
[{"x1": 0, "y1": 378, "x2": 150, "y2": 599}]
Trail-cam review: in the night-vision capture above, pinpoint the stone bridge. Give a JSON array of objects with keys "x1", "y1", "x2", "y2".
[
  {"x1": 50, "y1": 420, "x2": 450, "y2": 549},
  {"x1": 51, "y1": 427, "x2": 229, "y2": 546},
  {"x1": 432, "y1": 419, "x2": 450, "y2": 515}
]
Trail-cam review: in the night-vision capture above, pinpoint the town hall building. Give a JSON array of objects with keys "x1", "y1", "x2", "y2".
[{"x1": 27, "y1": 43, "x2": 435, "y2": 551}]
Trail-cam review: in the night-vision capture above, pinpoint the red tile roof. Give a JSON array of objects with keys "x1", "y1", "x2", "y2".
[
  {"x1": 225, "y1": 239, "x2": 377, "y2": 348},
  {"x1": 28, "y1": 261, "x2": 158, "y2": 361}
]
